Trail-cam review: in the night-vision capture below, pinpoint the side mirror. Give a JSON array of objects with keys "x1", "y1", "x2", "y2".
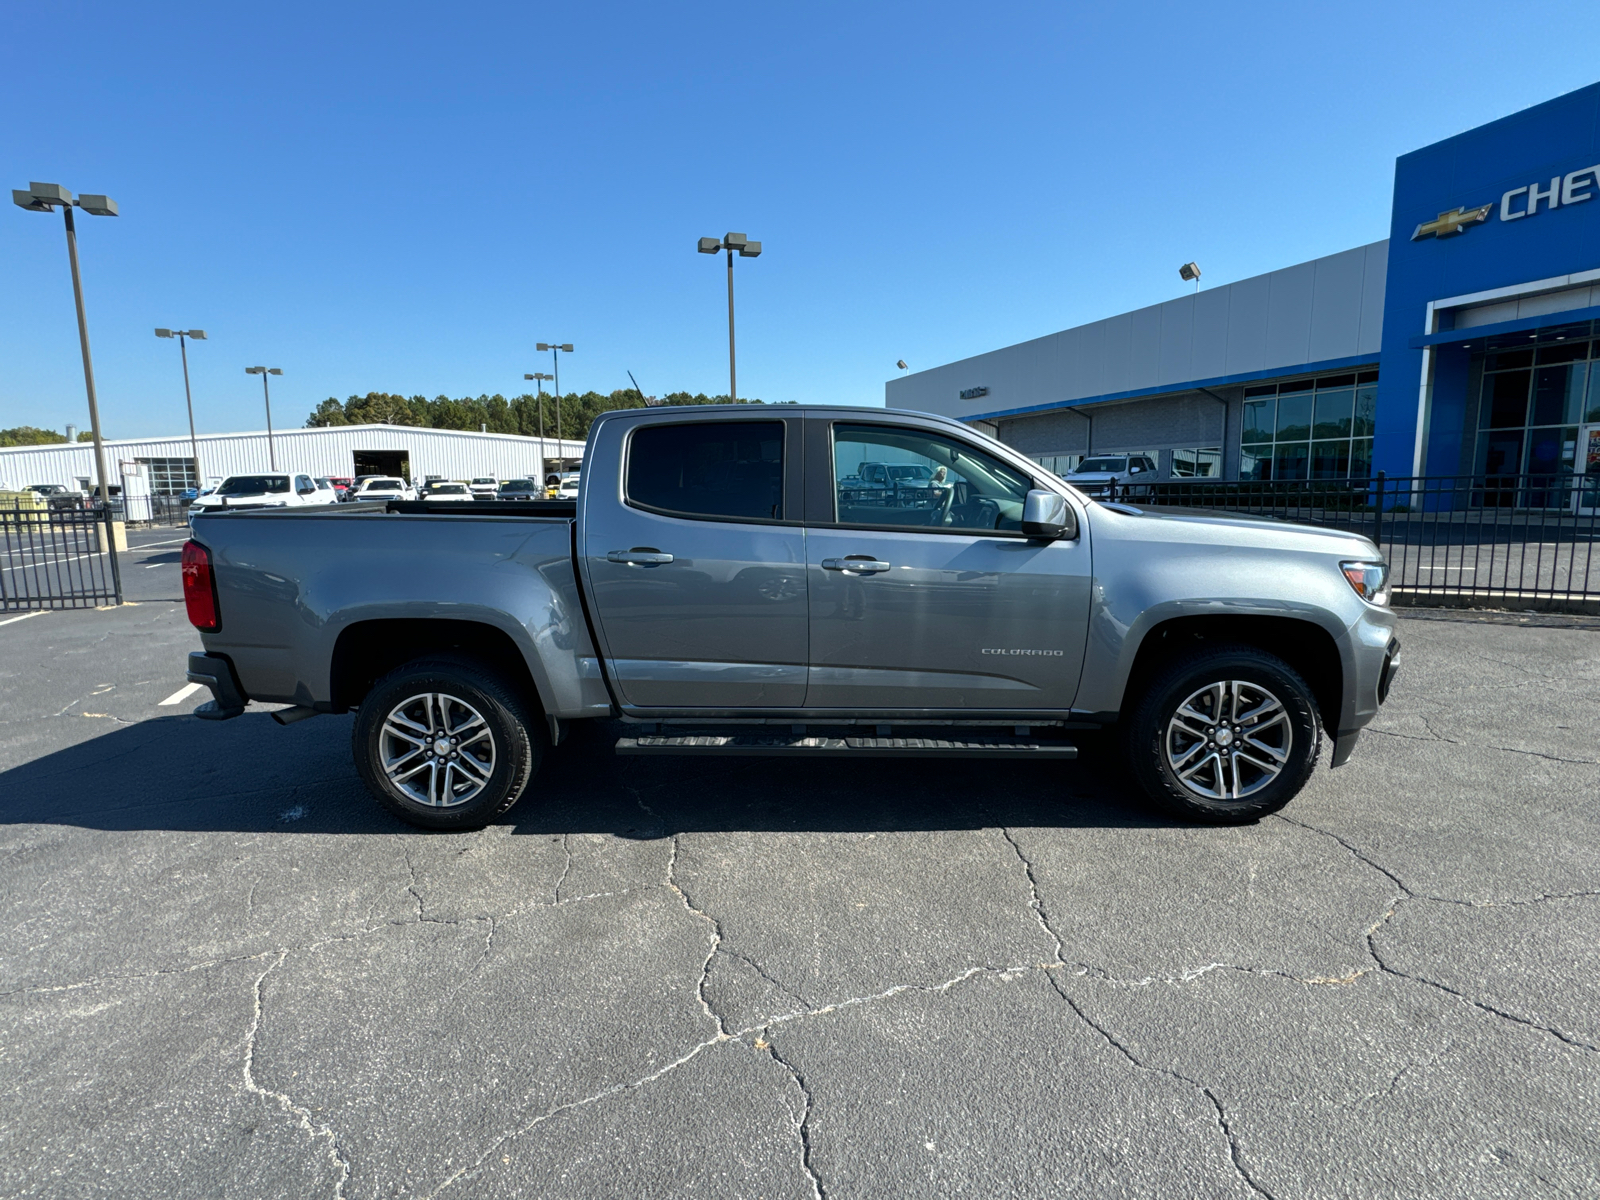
[{"x1": 1021, "y1": 489, "x2": 1075, "y2": 540}]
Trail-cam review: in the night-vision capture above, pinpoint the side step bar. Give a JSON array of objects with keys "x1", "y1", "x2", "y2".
[{"x1": 615, "y1": 733, "x2": 1076, "y2": 759}]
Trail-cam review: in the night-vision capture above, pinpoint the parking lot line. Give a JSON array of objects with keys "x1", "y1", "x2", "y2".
[
  {"x1": 0, "y1": 611, "x2": 47, "y2": 627},
  {"x1": 158, "y1": 681, "x2": 203, "y2": 706}
]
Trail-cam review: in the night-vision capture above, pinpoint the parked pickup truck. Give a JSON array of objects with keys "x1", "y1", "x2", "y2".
[{"x1": 181, "y1": 405, "x2": 1399, "y2": 830}]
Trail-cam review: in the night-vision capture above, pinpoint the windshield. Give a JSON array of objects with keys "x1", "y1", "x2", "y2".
[
  {"x1": 886, "y1": 465, "x2": 932, "y2": 482},
  {"x1": 432, "y1": 484, "x2": 467, "y2": 494},
  {"x1": 217, "y1": 476, "x2": 290, "y2": 496},
  {"x1": 471, "y1": 478, "x2": 495, "y2": 485},
  {"x1": 1075, "y1": 457, "x2": 1128, "y2": 473},
  {"x1": 500, "y1": 480, "x2": 535, "y2": 491},
  {"x1": 364, "y1": 481, "x2": 401, "y2": 491}
]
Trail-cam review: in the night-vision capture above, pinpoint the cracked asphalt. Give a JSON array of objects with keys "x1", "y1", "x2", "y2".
[{"x1": 1, "y1": 581, "x2": 1598, "y2": 1197}]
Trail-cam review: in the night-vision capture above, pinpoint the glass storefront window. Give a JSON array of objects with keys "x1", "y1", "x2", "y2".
[
  {"x1": 1274, "y1": 442, "x2": 1309, "y2": 480},
  {"x1": 1236, "y1": 370, "x2": 1377, "y2": 481},
  {"x1": 1474, "y1": 327, "x2": 1594, "y2": 501},
  {"x1": 1312, "y1": 389, "x2": 1353, "y2": 439},
  {"x1": 1487, "y1": 371, "x2": 1531, "y2": 427},
  {"x1": 1353, "y1": 385, "x2": 1376, "y2": 437},
  {"x1": 1276, "y1": 393, "x2": 1312, "y2": 440},
  {"x1": 1311, "y1": 439, "x2": 1350, "y2": 479},
  {"x1": 1171, "y1": 448, "x2": 1222, "y2": 478},
  {"x1": 1531, "y1": 363, "x2": 1588, "y2": 426}
]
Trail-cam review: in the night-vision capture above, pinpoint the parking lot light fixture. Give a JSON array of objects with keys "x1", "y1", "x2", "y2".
[
  {"x1": 535, "y1": 345, "x2": 573, "y2": 440},
  {"x1": 157, "y1": 329, "x2": 207, "y2": 492},
  {"x1": 245, "y1": 366, "x2": 284, "y2": 469},
  {"x1": 524, "y1": 372, "x2": 554, "y2": 443},
  {"x1": 697, "y1": 232, "x2": 762, "y2": 401},
  {"x1": 12, "y1": 181, "x2": 120, "y2": 511}
]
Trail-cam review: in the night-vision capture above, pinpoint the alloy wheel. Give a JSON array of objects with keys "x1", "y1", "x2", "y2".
[
  {"x1": 379, "y1": 692, "x2": 497, "y2": 808},
  {"x1": 1163, "y1": 679, "x2": 1291, "y2": 801}
]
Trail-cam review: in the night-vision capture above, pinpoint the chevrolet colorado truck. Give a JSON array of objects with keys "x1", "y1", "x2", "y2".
[{"x1": 181, "y1": 405, "x2": 1400, "y2": 830}]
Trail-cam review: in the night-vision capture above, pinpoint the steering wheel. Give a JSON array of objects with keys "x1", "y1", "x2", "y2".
[{"x1": 937, "y1": 482, "x2": 957, "y2": 526}]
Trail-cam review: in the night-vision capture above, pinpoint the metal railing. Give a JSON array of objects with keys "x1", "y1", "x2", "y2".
[
  {"x1": 0, "y1": 502, "x2": 123, "y2": 610},
  {"x1": 1122, "y1": 473, "x2": 1600, "y2": 612}
]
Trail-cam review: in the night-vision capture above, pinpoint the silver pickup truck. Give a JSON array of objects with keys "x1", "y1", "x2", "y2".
[{"x1": 181, "y1": 405, "x2": 1399, "y2": 829}]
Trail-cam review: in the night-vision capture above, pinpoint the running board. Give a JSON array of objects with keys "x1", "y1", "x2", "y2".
[{"x1": 615, "y1": 733, "x2": 1076, "y2": 758}]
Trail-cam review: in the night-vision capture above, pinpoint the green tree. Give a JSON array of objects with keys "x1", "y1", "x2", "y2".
[
  {"x1": 303, "y1": 388, "x2": 763, "y2": 439},
  {"x1": 0, "y1": 426, "x2": 68, "y2": 447},
  {"x1": 305, "y1": 399, "x2": 350, "y2": 427}
]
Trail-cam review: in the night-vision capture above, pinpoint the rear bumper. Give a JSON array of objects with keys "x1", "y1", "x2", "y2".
[{"x1": 187, "y1": 651, "x2": 248, "y2": 720}]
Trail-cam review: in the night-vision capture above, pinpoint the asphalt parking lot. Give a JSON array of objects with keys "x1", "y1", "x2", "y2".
[{"x1": 2, "y1": 552, "x2": 1598, "y2": 1197}]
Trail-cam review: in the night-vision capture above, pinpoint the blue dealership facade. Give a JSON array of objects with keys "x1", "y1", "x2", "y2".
[{"x1": 888, "y1": 83, "x2": 1600, "y2": 496}]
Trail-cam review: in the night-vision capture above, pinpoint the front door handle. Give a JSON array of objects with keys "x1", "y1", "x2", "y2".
[
  {"x1": 822, "y1": 557, "x2": 891, "y2": 574},
  {"x1": 607, "y1": 548, "x2": 675, "y2": 565}
]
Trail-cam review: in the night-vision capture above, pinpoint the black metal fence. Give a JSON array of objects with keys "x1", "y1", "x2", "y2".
[
  {"x1": 0, "y1": 503, "x2": 124, "y2": 610},
  {"x1": 1122, "y1": 473, "x2": 1600, "y2": 612}
]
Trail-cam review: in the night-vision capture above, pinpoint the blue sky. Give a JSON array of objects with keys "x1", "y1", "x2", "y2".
[{"x1": 4, "y1": 1, "x2": 1600, "y2": 440}]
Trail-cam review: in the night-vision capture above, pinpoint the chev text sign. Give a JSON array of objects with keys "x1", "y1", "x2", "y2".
[{"x1": 1413, "y1": 164, "x2": 1600, "y2": 240}]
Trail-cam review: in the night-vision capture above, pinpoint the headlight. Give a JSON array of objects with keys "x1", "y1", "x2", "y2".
[{"x1": 1340, "y1": 561, "x2": 1390, "y2": 606}]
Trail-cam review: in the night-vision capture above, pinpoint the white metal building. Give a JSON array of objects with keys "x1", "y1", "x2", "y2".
[{"x1": 0, "y1": 424, "x2": 586, "y2": 494}]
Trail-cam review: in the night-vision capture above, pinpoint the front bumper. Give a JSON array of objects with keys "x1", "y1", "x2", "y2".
[{"x1": 1331, "y1": 632, "x2": 1400, "y2": 767}]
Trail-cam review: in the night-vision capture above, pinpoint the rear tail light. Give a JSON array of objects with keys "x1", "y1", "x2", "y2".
[{"x1": 182, "y1": 540, "x2": 221, "y2": 631}]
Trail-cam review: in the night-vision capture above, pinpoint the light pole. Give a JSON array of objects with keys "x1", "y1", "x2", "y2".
[
  {"x1": 535, "y1": 344, "x2": 572, "y2": 441},
  {"x1": 156, "y1": 329, "x2": 207, "y2": 490},
  {"x1": 12, "y1": 182, "x2": 119, "y2": 507},
  {"x1": 523, "y1": 372, "x2": 554, "y2": 443},
  {"x1": 697, "y1": 232, "x2": 762, "y2": 401},
  {"x1": 245, "y1": 367, "x2": 283, "y2": 469}
]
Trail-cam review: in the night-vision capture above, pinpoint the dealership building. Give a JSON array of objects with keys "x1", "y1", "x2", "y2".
[{"x1": 888, "y1": 82, "x2": 1600, "y2": 492}]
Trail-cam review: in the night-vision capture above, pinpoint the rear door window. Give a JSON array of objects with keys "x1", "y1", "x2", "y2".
[{"x1": 627, "y1": 421, "x2": 785, "y2": 522}]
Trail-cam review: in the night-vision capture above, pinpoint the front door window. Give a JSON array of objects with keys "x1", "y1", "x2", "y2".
[{"x1": 832, "y1": 423, "x2": 1034, "y2": 532}]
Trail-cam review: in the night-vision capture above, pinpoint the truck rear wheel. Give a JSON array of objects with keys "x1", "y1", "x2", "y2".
[
  {"x1": 1125, "y1": 644, "x2": 1321, "y2": 824},
  {"x1": 353, "y1": 656, "x2": 541, "y2": 831}
]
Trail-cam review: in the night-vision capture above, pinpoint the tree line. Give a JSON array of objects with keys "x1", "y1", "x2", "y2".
[
  {"x1": 0, "y1": 426, "x2": 95, "y2": 447},
  {"x1": 304, "y1": 389, "x2": 783, "y2": 440}
]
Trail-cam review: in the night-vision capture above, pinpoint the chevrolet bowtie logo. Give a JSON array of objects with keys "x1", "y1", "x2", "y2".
[{"x1": 1412, "y1": 204, "x2": 1492, "y2": 240}]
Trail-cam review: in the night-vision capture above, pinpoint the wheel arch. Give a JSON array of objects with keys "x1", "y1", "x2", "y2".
[
  {"x1": 1119, "y1": 614, "x2": 1343, "y2": 738},
  {"x1": 330, "y1": 618, "x2": 547, "y2": 717}
]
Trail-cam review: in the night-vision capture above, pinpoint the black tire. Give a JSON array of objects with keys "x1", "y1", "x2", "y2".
[
  {"x1": 1124, "y1": 644, "x2": 1321, "y2": 824},
  {"x1": 352, "y1": 655, "x2": 542, "y2": 831}
]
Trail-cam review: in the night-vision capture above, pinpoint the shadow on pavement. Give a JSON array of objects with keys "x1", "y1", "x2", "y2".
[{"x1": 0, "y1": 710, "x2": 1174, "y2": 836}]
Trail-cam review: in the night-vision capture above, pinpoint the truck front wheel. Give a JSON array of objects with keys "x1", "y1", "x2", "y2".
[
  {"x1": 353, "y1": 656, "x2": 542, "y2": 831},
  {"x1": 1125, "y1": 645, "x2": 1321, "y2": 824}
]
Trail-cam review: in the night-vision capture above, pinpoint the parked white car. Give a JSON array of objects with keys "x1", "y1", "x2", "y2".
[
  {"x1": 189, "y1": 473, "x2": 336, "y2": 519},
  {"x1": 556, "y1": 474, "x2": 580, "y2": 499},
  {"x1": 349, "y1": 476, "x2": 417, "y2": 502},
  {"x1": 469, "y1": 477, "x2": 499, "y2": 496},
  {"x1": 422, "y1": 482, "x2": 474, "y2": 502}
]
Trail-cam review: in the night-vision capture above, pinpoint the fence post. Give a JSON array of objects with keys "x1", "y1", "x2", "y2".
[
  {"x1": 1373, "y1": 471, "x2": 1386, "y2": 553},
  {"x1": 100, "y1": 501, "x2": 123, "y2": 606}
]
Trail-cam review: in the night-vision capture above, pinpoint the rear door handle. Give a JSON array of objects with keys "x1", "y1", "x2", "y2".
[
  {"x1": 607, "y1": 549, "x2": 675, "y2": 565},
  {"x1": 822, "y1": 557, "x2": 891, "y2": 574}
]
